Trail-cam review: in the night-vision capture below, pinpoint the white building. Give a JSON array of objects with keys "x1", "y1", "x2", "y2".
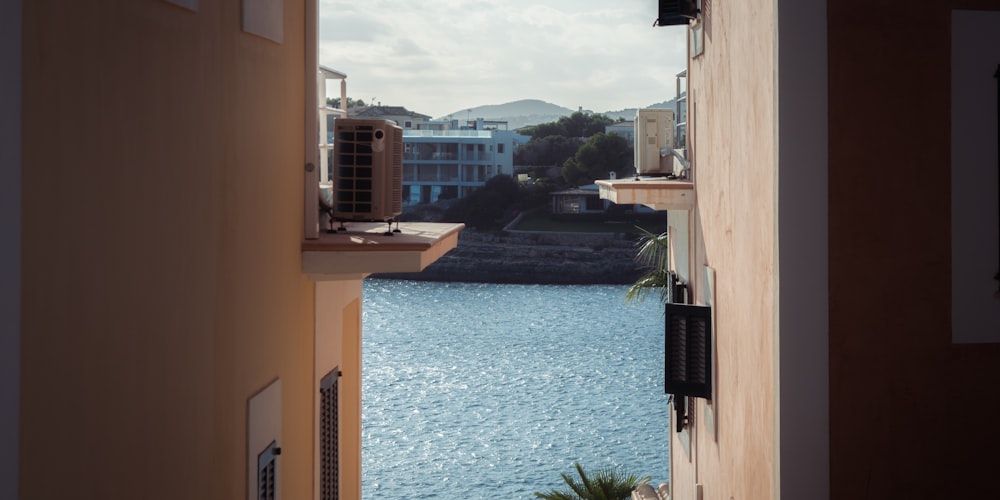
[
  {"x1": 605, "y1": 120, "x2": 635, "y2": 144},
  {"x1": 402, "y1": 119, "x2": 530, "y2": 205}
]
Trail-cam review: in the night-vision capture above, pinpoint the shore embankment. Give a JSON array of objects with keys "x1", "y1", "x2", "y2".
[{"x1": 373, "y1": 229, "x2": 645, "y2": 285}]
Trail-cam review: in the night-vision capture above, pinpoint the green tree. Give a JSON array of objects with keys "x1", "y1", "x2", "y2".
[
  {"x1": 527, "y1": 121, "x2": 568, "y2": 141},
  {"x1": 524, "y1": 112, "x2": 616, "y2": 141},
  {"x1": 534, "y1": 462, "x2": 651, "y2": 500},
  {"x1": 326, "y1": 97, "x2": 366, "y2": 109},
  {"x1": 560, "y1": 111, "x2": 614, "y2": 138},
  {"x1": 443, "y1": 174, "x2": 522, "y2": 230},
  {"x1": 514, "y1": 135, "x2": 582, "y2": 167},
  {"x1": 561, "y1": 132, "x2": 632, "y2": 186}
]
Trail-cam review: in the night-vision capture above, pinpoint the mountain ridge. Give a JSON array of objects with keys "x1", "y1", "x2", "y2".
[{"x1": 434, "y1": 98, "x2": 676, "y2": 130}]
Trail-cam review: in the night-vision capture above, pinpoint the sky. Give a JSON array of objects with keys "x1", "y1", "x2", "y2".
[{"x1": 318, "y1": 0, "x2": 688, "y2": 119}]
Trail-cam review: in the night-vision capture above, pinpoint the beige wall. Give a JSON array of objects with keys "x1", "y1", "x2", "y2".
[
  {"x1": 679, "y1": 0, "x2": 777, "y2": 499},
  {"x1": 828, "y1": 1, "x2": 1000, "y2": 498},
  {"x1": 18, "y1": 1, "x2": 358, "y2": 499},
  {"x1": 315, "y1": 280, "x2": 363, "y2": 499}
]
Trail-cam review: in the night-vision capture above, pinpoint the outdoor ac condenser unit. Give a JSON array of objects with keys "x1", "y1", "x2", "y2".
[
  {"x1": 655, "y1": 0, "x2": 700, "y2": 26},
  {"x1": 634, "y1": 108, "x2": 675, "y2": 176},
  {"x1": 332, "y1": 118, "x2": 403, "y2": 222}
]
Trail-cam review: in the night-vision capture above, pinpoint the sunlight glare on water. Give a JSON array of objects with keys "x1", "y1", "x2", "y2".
[{"x1": 362, "y1": 279, "x2": 670, "y2": 499}]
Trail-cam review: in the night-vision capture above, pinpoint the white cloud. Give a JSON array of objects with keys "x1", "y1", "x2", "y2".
[{"x1": 319, "y1": 0, "x2": 687, "y2": 118}]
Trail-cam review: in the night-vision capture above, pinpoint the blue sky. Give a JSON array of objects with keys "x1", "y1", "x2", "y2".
[{"x1": 319, "y1": 0, "x2": 687, "y2": 118}]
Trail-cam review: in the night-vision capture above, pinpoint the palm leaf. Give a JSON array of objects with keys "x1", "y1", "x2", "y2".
[
  {"x1": 626, "y1": 228, "x2": 672, "y2": 305},
  {"x1": 534, "y1": 462, "x2": 652, "y2": 500}
]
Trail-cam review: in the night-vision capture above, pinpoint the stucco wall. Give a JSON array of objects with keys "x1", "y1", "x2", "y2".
[
  {"x1": 678, "y1": 0, "x2": 777, "y2": 498},
  {"x1": 19, "y1": 1, "x2": 335, "y2": 499},
  {"x1": 315, "y1": 280, "x2": 363, "y2": 499},
  {"x1": 828, "y1": 1, "x2": 1000, "y2": 498}
]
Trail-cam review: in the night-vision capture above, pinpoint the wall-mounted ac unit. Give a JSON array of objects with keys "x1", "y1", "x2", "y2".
[
  {"x1": 655, "y1": 0, "x2": 700, "y2": 26},
  {"x1": 332, "y1": 118, "x2": 403, "y2": 222},
  {"x1": 634, "y1": 108, "x2": 675, "y2": 176}
]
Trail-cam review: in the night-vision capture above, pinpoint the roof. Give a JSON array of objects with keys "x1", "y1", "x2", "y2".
[
  {"x1": 552, "y1": 184, "x2": 601, "y2": 196},
  {"x1": 318, "y1": 65, "x2": 347, "y2": 80},
  {"x1": 352, "y1": 105, "x2": 431, "y2": 121}
]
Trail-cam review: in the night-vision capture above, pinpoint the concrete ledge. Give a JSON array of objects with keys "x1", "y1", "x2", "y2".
[
  {"x1": 302, "y1": 222, "x2": 464, "y2": 280},
  {"x1": 596, "y1": 178, "x2": 695, "y2": 211}
]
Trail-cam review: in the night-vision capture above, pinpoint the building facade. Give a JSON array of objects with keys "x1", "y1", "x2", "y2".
[
  {"x1": 5, "y1": 1, "x2": 460, "y2": 499},
  {"x1": 605, "y1": 121, "x2": 635, "y2": 143},
  {"x1": 402, "y1": 120, "x2": 530, "y2": 205},
  {"x1": 599, "y1": 1, "x2": 1000, "y2": 499}
]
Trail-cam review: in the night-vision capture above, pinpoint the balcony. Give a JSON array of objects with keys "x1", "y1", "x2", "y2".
[
  {"x1": 302, "y1": 222, "x2": 464, "y2": 280},
  {"x1": 595, "y1": 177, "x2": 695, "y2": 211}
]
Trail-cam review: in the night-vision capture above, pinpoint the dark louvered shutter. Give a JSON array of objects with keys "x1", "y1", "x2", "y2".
[
  {"x1": 664, "y1": 303, "x2": 712, "y2": 400},
  {"x1": 320, "y1": 369, "x2": 341, "y2": 500},
  {"x1": 257, "y1": 441, "x2": 279, "y2": 500}
]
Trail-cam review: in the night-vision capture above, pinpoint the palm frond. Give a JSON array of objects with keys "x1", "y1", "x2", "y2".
[
  {"x1": 534, "y1": 462, "x2": 652, "y2": 500},
  {"x1": 626, "y1": 228, "x2": 672, "y2": 305}
]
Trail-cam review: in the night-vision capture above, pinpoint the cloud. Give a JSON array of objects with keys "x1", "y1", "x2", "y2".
[{"x1": 319, "y1": 0, "x2": 688, "y2": 118}]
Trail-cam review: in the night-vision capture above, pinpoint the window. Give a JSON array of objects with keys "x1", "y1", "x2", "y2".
[
  {"x1": 248, "y1": 379, "x2": 281, "y2": 500},
  {"x1": 257, "y1": 441, "x2": 280, "y2": 500},
  {"x1": 498, "y1": 143, "x2": 505, "y2": 154},
  {"x1": 664, "y1": 302, "x2": 712, "y2": 400},
  {"x1": 320, "y1": 369, "x2": 341, "y2": 500}
]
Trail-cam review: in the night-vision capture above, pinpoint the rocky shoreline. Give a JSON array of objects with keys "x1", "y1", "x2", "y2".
[{"x1": 373, "y1": 229, "x2": 645, "y2": 285}]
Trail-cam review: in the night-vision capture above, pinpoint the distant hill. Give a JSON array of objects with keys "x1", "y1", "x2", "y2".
[
  {"x1": 438, "y1": 99, "x2": 574, "y2": 130},
  {"x1": 437, "y1": 98, "x2": 678, "y2": 130},
  {"x1": 601, "y1": 99, "x2": 677, "y2": 122}
]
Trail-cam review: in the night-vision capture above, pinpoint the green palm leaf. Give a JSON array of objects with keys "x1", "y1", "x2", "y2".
[
  {"x1": 534, "y1": 462, "x2": 652, "y2": 500},
  {"x1": 626, "y1": 227, "x2": 672, "y2": 306}
]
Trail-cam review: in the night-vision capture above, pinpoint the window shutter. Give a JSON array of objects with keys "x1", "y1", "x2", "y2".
[
  {"x1": 664, "y1": 303, "x2": 712, "y2": 400},
  {"x1": 257, "y1": 441, "x2": 279, "y2": 500},
  {"x1": 320, "y1": 369, "x2": 341, "y2": 500}
]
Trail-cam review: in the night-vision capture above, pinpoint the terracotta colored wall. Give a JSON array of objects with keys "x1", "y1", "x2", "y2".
[
  {"x1": 828, "y1": 1, "x2": 1000, "y2": 498},
  {"x1": 679, "y1": 0, "x2": 777, "y2": 498},
  {"x1": 19, "y1": 1, "x2": 335, "y2": 499}
]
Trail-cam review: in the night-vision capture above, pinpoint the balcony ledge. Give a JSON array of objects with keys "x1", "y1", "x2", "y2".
[
  {"x1": 595, "y1": 177, "x2": 695, "y2": 211},
  {"x1": 302, "y1": 222, "x2": 464, "y2": 280}
]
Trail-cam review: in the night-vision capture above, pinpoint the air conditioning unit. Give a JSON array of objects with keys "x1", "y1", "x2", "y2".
[
  {"x1": 655, "y1": 0, "x2": 699, "y2": 26},
  {"x1": 332, "y1": 118, "x2": 403, "y2": 223},
  {"x1": 634, "y1": 108, "x2": 675, "y2": 176}
]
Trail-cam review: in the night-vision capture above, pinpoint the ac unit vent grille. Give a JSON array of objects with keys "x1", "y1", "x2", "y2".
[
  {"x1": 656, "y1": 0, "x2": 699, "y2": 26},
  {"x1": 332, "y1": 119, "x2": 403, "y2": 221}
]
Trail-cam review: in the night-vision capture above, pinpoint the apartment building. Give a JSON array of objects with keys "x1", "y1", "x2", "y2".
[
  {"x1": 401, "y1": 119, "x2": 530, "y2": 205},
  {"x1": 599, "y1": 1, "x2": 1000, "y2": 499},
  {"x1": 4, "y1": 1, "x2": 461, "y2": 499}
]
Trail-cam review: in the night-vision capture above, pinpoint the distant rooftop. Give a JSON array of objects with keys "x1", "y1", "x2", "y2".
[
  {"x1": 352, "y1": 105, "x2": 431, "y2": 121},
  {"x1": 403, "y1": 130, "x2": 495, "y2": 138}
]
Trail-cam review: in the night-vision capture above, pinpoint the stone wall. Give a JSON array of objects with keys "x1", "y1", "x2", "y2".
[{"x1": 374, "y1": 230, "x2": 645, "y2": 284}]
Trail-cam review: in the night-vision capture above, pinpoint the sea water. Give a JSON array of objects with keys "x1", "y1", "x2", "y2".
[{"x1": 362, "y1": 279, "x2": 670, "y2": 499}]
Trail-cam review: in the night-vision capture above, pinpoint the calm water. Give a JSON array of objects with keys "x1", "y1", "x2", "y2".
[{"x1": 362, "y1": 279, "x2": 670, "y2": 499}]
